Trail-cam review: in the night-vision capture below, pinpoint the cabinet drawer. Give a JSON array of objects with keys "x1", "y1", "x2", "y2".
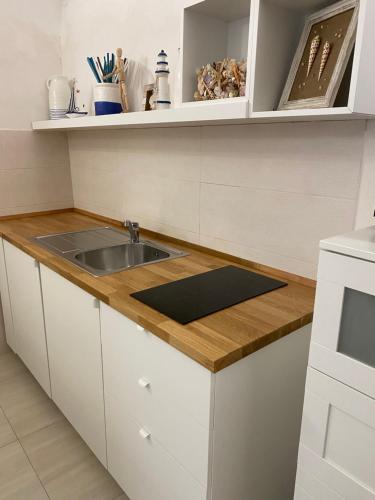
[
  {"x1": 295, "y1": 466, "x2": 344, "y2": 500},
  {"x1": 106, "y1": 393, "x2": 206, "y2": 500},
  {"x1": 100, "y1": 303, "x2": 211, "y2": 485},
  {"x1": 298, "y1": 368, "x2": 375, "y2": 500},
  {"x1": 100, "y1": 303, "x2": 212, "y2": 428},
  {"x1": 311, "y1": 250, "x2": 375, "y2": 397}
]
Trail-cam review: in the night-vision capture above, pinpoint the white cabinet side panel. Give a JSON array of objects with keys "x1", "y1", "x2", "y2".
[
  {"x1": 211, "y1": 325, "x2": 311, "y2": 500},
  {"x1": 0, "y1": 238, "x2": 16, "y2": 351},
  {"x1": 349, "y1": 0, "x2": 375, "y2": 114}
]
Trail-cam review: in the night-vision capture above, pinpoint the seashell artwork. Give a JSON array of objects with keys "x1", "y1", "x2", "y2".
[
  {"x1": 318, "y1": 41, "x2": 331, "y2": 81},
  {"x1": 194, "y1": 58, "x2": 247, "y2": 101},
  {"x1": 307, "y1": 35, "x2": 321, "y2": 77}
]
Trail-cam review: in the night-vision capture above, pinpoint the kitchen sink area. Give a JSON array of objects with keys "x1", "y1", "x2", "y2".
[{"x1": 33, "y1": 226, "x2": 188, "y2": 276}]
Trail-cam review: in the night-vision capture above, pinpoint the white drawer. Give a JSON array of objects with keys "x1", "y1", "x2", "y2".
[
  {"x1": 100, "y1": 303, "x2": 212, "y2": 485},
  {"x1": 295, "y1": 466, "x2": 344, "y2": 500},
  {"x1": 100, "y1": 303, "x2": 212, "y2": 427},
  {"x1": 105, "y1": 393, "x2": 206, "y2": 500},
  {"x1": 298, "y1": 368, "x2": 375, "y2": 500},
  {"x1": 311, "y1": 250, "x2": 375, "y2": 397}
]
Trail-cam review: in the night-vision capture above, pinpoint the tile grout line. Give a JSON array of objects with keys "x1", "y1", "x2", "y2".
[{"x1": 1, "y1": 395, "x2": 52, "y2": 499}]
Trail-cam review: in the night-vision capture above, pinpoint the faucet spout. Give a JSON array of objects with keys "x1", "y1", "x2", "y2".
[{"x1": 124, "y1": 220, "x2": 140, "y2": 243}]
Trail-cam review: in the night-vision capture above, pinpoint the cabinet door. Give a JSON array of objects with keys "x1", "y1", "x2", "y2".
[
  {"x1": 297, "y1": 368, "x2": 375, "y2": 500},
  {"x1": 310, "y1": 250, "x2": 375, "y2": 398},
  {"x1": 40, "y1": 264, "x2": 106, "y2": 466},
  {"x1": 3, "y1": 241, "x2": 50, "y2": 395},
  {"x1": 0, "y1": 238, "x2": 16, "y2": 352}
]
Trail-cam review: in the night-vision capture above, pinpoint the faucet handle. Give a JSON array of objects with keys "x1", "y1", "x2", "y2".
[{"x1": 124, "y1": 219, "x2": 138, "y2": 229}]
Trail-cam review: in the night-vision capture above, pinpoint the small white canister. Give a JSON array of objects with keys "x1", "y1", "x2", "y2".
[
  {"x1": 46, "y1": 75, "x2": 71, "y2": 120},
  {"x1": 94, "y1": 83, "x2": 122, "y2": 115}
]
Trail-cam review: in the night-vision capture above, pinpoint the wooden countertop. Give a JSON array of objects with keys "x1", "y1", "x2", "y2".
[{"x1": 0, "y1": 210, "x2": 315, "y2": 372}]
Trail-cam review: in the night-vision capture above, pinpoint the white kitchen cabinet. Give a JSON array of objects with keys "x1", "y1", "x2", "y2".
[
  {"x1": 101, "y1": 303, "x2": 311, "y2": 500},
  {"x1": 3, "y1": 241, "x2": 50, "y2": 395},
  {"x1": 297, "y1": 368, "x2": 375, "y2": 500},
  {"x1": 40, "y1": 264, "x2": 106, "y2": 466},
  {"x1": 295, "y1": 226, "x2": 375, "y2": 500},
  {"x1": 309, "y1": 250, "x2": 375, "y2": 398},
  {"x1": 0, "y1": 238, "x2": 16, "y2": 352}
]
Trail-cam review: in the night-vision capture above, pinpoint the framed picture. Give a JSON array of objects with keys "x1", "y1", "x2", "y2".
[{"x1": 278, "y1": 0, "x2": 359, "y2": 110}]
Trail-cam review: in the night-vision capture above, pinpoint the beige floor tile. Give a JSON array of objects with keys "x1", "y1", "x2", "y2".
[
  {"x1": 21, "y1": 419, "x2": 123, "y2": 500},
  {"x1": 0, "y1": 441, "x2": 48, "y2": 500},
  {"x1": 0, "y1": 407, "x2": 16, "y2": 448},
  {"x1": 0, "y1": 370, "x2": 64, "y2": 438},
  {"x1": 114, "y1": 495, "x2": 130, "y2": 500},
  {"x1": 0, "y1": 352, "x2": 27, "y2": 384}
]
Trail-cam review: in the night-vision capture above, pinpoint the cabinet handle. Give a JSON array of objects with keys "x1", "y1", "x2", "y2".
[
  {"x1": 93, "y1": 298, "x2": 100, "y2": 309},
  {"x1": 34, "y1": 259, "x2": 39, "y2": 269},
  {"x1": 139, "y1": 428, "x2": 151, "y2": 440},
  {"x1": 138, "y1": 377, "x2": 151, "y2": 389}
]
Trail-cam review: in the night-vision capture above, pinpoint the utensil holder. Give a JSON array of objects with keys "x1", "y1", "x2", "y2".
[{"x1": 94, "y1": 83, "x2": 122, "y2": 115}]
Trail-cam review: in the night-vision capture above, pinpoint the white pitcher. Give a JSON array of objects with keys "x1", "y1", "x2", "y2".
[{"x1": 46, "y1": 75, "x2": 71, "y2": 119}]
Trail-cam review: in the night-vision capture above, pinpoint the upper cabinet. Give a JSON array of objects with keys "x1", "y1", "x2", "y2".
[
  {"x1": 180, "y1": 0, "x2": 252, "y2": 118},
  {"x1": 32, "y1": 0, "x2": 375, "y2": 131},
  {"x1": 250, "y1": 0, "x2": 375, "y2": 120}
]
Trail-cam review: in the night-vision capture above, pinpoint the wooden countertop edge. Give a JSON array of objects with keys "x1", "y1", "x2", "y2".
[{"x1": 0, "y1": 209, "x2": 316, "y2": 373}]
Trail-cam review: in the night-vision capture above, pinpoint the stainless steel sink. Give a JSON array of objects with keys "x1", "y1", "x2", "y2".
[
  {"x1": 75, "y1": 243, "x2": 170, "y2": 272},
  {"x1": 33, "y1": 227, "x2": 188, "y2": 276}
]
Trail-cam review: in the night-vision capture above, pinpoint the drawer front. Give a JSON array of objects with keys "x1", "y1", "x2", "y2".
[
  {"x1": 100, "y1": 303, "x2": 212, "y2": 485},
  {"x1": 298, "y1": 368, "x2": 375, "y2": 500},
  {"x1": 295, "y1": 466, "x2": 344, "y2": 500},
  {"x1": 106, "y1": 392, "x2": 207, "y2": 500},
  {"x1": 311, "y1": 250, "x2": 375, "y2": 397},
  {"x1": 100, "y1": 303, "x2": 212, "y2": 427}
]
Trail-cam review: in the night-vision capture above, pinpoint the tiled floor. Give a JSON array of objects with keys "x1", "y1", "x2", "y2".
[{"x1": 0, "y1": 351, "x2": 128, "y2": 500}]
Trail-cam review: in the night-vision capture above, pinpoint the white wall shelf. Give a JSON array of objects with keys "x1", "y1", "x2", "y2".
[
  {"x1": 32, "y1": 0, "x2": 375, "y2": 131},
  {"x1": 32, "y1": 105, "x2": 371, "y2": 132}
]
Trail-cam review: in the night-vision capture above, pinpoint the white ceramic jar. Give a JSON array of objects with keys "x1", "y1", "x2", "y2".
[{"x1": 46, "y1": 76, "x2": 71, "y2": 120}]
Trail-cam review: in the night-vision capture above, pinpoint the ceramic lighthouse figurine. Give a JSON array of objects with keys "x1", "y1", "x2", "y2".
[{"x1": 155, "y1": 50, "x2": 171, "y2": 110}]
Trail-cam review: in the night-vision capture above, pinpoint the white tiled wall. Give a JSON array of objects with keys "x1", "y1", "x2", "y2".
[
  {"x1": 0, "y1": 131, "x2": 73, "y2": 216},
  {"x1": 69, "y1": 120, "x2": 365, "y2": 278}
]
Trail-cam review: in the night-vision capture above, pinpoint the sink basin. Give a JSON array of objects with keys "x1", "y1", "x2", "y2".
[
  {"x1": 75, "y1": 243, "x2": 170, "y2": 272},
  {"x1": 33, "y1": 227, "x2": 188, "y2": 276}
]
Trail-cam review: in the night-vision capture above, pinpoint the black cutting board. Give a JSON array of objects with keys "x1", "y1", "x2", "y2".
[{"x1": 131, "y1": 265, "x2": 287, "y2": 325}]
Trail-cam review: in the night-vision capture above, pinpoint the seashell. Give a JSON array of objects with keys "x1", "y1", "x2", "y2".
[
  {"x1": 307, "y1": 35, "x2": 321, "y2": 77},
  {"x1": 318, "y1": 41, "x2": 331, "y2": 81}
]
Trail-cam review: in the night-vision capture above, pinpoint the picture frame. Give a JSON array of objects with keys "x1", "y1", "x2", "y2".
[{"x1": 278, "y1": 0, "x2": 359, "y2": 110}]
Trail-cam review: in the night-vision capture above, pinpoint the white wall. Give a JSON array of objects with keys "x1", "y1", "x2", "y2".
[
  {"x1": 356, "y1": 121, "x2": 375, "y2": 229},
  {"x1": 61, "y1": 0, "x2": 185, "y2": 113},
  {"x1": 0, "y1": 0, "x2": 63, "y2": 129},
  {"x1": 0, "y1": 0, "x2": 73, "y2": 216},
  {"x1": 69, "y1": 120, "x2": 364, "y2": 279}
]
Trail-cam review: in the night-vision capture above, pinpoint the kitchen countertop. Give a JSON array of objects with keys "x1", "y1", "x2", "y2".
[{"x1": 0, "y1": 210, "x2": 315, "y2": 372}]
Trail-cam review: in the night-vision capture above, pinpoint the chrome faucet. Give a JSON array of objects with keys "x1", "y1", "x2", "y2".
[{"x1": 124, "y1": 220, "x2": 140, "y2": 243}]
